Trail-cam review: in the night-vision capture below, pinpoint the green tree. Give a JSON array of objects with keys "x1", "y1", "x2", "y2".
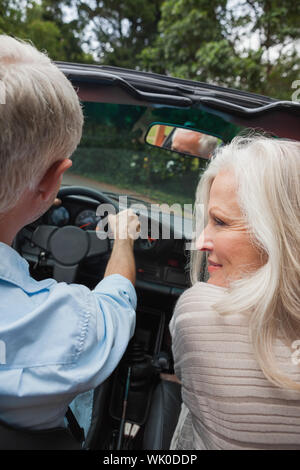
[
  {"x1": 0, "y1": 0, "x2": 93, "y2": 62},
  {"x1": 1, "y1": 0, "x2": 299, "y2": 98},
  {"x1": 0, "y1": 0, "x2": 24, "y2": 36},
  {"x1": 77, "y1": 0, "x2": 163, "y2": 67},
  {"x1": 139, "y1": 0, "x2": 227, "y2": 77},
  {"x1": 140, "y1": 0, "x2": 300, "y2": 99},
  {"x1": 224, "y1": 0, "x2": 300, "y2": 98}
]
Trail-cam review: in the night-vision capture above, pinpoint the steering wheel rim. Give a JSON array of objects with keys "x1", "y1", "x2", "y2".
[
  {"x1": 57, "y1": 185, "x2": 120, "y2": 212},
  {"x1": 19, "y1": 186, "x2": 120, "y2": 284}
]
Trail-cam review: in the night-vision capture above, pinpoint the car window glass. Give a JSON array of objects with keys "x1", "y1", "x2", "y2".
[{"x1": 63, "y1": 102, "x2": 243, "y2": 209}]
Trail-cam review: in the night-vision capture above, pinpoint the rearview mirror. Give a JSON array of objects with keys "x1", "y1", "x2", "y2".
[{"x1": 145, "y1": 124, "x2": 220, "y2": 159}]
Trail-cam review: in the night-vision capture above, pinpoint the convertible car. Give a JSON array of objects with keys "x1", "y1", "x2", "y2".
[{"x1": 5, "y1": 63, "x2": 300, "y2": 450}]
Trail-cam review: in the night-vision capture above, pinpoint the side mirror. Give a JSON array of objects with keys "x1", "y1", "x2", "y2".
[{"x1": 145, "y1": 124, "x2": 220, "y2": 159}]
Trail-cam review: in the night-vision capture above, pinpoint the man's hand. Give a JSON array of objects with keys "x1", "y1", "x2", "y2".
[
  {"x1": 104, "y1": 209, "x2": 140, "y2": 284},
  {"x1": 108, "y1": 209, "x2": 140, "y2": 242},
  {"x1": 53, "y1": 198, "x2": 62, "y2": 207}
]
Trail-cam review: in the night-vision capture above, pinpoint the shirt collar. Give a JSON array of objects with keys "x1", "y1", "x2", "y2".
[{"x1": 0, "y1": 242, "x2": 54, "y2": 292}]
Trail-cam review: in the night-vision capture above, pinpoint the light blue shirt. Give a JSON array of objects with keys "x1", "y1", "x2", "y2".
[{"x1": 0, "y1": 242, "x2": 136, "y2": 431}]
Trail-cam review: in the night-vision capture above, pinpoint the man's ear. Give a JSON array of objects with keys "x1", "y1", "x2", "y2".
[{"x1": 37, "y1": 159, "x2": 72, "y2": 202}]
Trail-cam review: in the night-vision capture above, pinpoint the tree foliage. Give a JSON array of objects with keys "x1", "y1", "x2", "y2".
[
  {"x1": 139, "y1": 0, "x2": 227, "y2": 77},
  {"x1": 76, "y1": 0, "x2": 163, "y2": 67},
  {"x1": 0, "y1": 0, "x2": 93, "y2": 62},
  {"x1": 0, "y1": 0, "x2": 299, "y2": 98},
  {"x1": 139, "y1": 0, "x2": 300, "y2": 99}
]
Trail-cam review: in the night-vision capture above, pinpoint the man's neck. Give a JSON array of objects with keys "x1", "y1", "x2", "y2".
[
  {"x1": 0, "y1": 188, "x2": 60, "y2": 246},
  {"x1": 0, "y1": 214, "x2": 19, "y2": 246},
  {"x1": 0, "y1": 202, "x2": 30, "y2": 246}
]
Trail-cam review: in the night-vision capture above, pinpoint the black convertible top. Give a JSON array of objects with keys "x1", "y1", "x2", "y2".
[{"x1": 56, "y1": 61, "x2": 300, "y2": 141}]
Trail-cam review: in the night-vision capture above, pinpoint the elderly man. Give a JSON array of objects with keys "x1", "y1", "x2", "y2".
[
  {"x1": 171, "y1": 128, "x2": 218, "y2": 158},
  {"x1": 0, "y1": 34, "x2": 139, "y2": 441}
]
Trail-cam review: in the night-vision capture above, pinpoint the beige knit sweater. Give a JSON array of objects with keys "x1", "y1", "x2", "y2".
[{"x1": 169, "y1": 282, "x2": 300, "y2": 450}]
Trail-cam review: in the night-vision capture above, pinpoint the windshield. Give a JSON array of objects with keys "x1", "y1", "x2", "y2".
[{"x1": 63, "y1": 101, "x2": 242, "y2": 215}]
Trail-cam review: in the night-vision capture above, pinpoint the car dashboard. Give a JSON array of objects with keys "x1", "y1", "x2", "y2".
[
  {"x1": 19, "y1": 192, "x2": 190, "y2": 295},
  {"x1": 17, "y1": 191, "x2": 191, "y2": 391}
]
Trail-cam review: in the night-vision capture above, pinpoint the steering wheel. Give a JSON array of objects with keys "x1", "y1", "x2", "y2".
[{"x1": 18, "y1": 186, "x2": 119, "y2": 284}]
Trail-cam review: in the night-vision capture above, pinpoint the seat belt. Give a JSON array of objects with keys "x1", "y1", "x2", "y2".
[{"x1": 65, "y1": 407, "x2": 85, "y2": 445}]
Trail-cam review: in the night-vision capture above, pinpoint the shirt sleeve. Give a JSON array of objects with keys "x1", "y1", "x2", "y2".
[
  {"x1": 72, "y1": 274, "x2": 137, "y2": 392},
  {"x1": 0, "y1": 274, "x2": 136, "y2": 429}
]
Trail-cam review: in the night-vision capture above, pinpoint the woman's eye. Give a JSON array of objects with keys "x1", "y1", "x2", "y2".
[{"x1": 213, "y1": 217, "x2": 225, "y2": 226}]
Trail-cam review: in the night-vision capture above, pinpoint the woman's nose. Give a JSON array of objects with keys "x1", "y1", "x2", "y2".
[{"x1": 196, "y1": 228, "x2": 213, "y2": 252}]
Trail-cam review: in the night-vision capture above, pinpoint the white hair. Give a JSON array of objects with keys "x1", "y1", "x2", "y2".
[
  {"x1": 0, "y1": 35, "x2": 83, "y2": 213},
  {"x1": 190, "y1": 134, "x2": 300, "y2": 390}
]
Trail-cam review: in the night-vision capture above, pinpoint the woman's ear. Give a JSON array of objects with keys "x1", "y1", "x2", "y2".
[{"x1": 37, "y1": 159, "x2": 72, "y2": 202}]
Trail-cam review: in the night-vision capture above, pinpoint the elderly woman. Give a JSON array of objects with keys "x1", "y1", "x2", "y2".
[{"x1": 170, "y1": 135, "x2": 300, "y2": 450}]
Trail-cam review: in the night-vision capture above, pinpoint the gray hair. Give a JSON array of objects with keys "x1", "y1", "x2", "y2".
[
  {"x1": 191, "y1": 134, "x2": 300, "y2": 390},
  {"x1": 0, "y1": 35, "x2": 83, "y2": 213}
]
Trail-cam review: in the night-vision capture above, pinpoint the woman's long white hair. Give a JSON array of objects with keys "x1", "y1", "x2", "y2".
[{"x1": 190, "y1": 134, "x2": 300, "y2": 391}]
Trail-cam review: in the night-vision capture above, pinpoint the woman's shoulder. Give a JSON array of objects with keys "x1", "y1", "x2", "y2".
[
  {"x1": 171, "y1": 281, "x2": 226, "y2": 320},
  {"x1": 169, "y1": 281, "x2": 227, "y2": 336},
  {"x1": 178, "y1": 281, "x2": 226, "y2": 305}
]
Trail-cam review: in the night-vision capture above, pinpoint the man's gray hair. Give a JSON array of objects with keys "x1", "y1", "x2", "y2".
[{"x1": 0, "y1": 35, "x2": 83, "y2": 213}]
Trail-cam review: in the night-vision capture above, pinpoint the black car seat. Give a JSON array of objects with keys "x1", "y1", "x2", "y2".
[
  {"x1": 142, "y1": 379, "x2": 182, "y2": 450},
  {"x1": 83, "y1": 377, "x2": 113, "y2": 449}
]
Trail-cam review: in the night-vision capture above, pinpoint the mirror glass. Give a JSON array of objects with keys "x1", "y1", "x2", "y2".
[{"x1": 145, "y1": 124, "x2": 221, "y2": 159}]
